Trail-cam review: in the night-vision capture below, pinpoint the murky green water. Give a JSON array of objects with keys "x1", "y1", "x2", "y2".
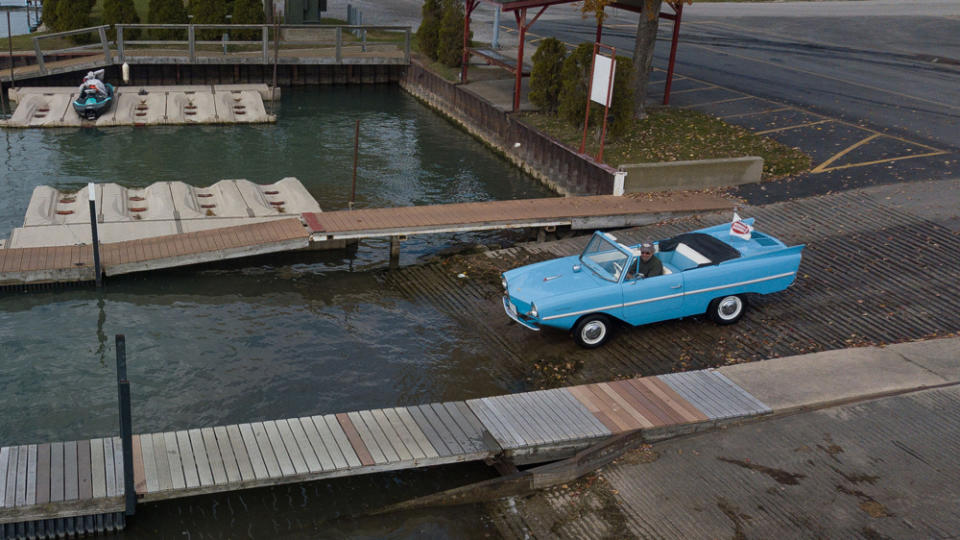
[{"x1": 1, "y1": 86, "x2": 555, "y2": 537}]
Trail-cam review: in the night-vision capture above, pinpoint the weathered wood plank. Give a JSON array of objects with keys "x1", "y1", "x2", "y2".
[
  {"x1": 188, "y1": 429, "x2": 215, "y2": 486},
  {"x1": 441, "y1": 402, "x2": 485, "y2": 453},
  {"x1": 535, "y1": 390, "x2": 588, "y2": 439},
  {"x1": 466, "y1": 399, "x2": 520, "y2": 449},
  {"x1": 519, "y1": 391, "x2": 575, "y2": 441},
  {"x1": 285, "y1": 419, "x2": 321, "y2": 474},
  {"x1": 201, "y1": 427, "x2": 228, "y2": 485},
  {"x1": 3, "y1": 446, "x2": 18, "y2": 508},
  {"x1": 499, "y1": 395, "x2": 551, "y2": 444},
  {"x1": 566, "y1": 385, "x2": 622, "y2": 433},
  {"x1": 237, "y1": 424, "x2": 269, "y2": 481},
  {"x1": 597, "y1": 382, "x2": 655, "y2": 428},
  {"x1": 382, "y1": 408, "x2": 426, "y2": 460},
  {"x1": 175, "y1": 430, "x2": 201, "y2": 489},
  {"x1": 262, "y1": 421, "x2": 296, "y2": 477},
  {"x1": 393, "y1": 407, "x2": 439, "y2": 459},
  {"x1": 453, "y1": 402, "x2": 489, "y2": 444},
  {"x1": 35, "y1": 444, "x2": 50, "y2": 505},
  {"x1": 333, "y1": 414, "x2": 372, "y2": 467},
  {"x1": 631, "y1": 378, "x2": 700, "y2": 424},
  {"x1": 77, "y1": 439, "x2": 92, "y2": 500},
  {"x1": 416, "y1": 405, "x2": 465, "y2": 454},
  {"x1": 711, "y1": 371, "x2": 771, "y2": 413},
  {"x1": 553, "y1": 388, "x2": 613, "y2": 437},
  {"x1": 347, "y1": 411, "x2": 387, "y2": 464},
  {"x1": 90, "y1": 438, "x2": 107, "y2": 499},
  {"x1": 48, "y1": 443, "x2": 64, "y2": 503},
  {"x1": 250, "y1": 422, "x2": 282, "y2": 478},
  {"x1": 14, "y1": 445, "x2": 27, "y2": 507},
  {"x1": 226, "y1": 425, "x2": 256, "y2": 482},
  {"x1": 660, "y1": 373, "x2": 726, "y2": 419},
  {"x1": 646, "y1": 377, "x2": 710, "y2": 422},
  {"x1": 132, "y1": 435, "x2": 146, "y2": 495},
  {"x1": 139, "y1": 435, "x2": 159, "y2": 493},
  {"x1": 431, "y1": 402, "x2": 478, "y2": 450},
  {"x1": 113, "y1": 436, "x2": 125, "y2": 496},
  {"x1": 479, "y1": 398, "x2": 532, "y2": 447},
  {"x1": 149, "y1": 433, "x2": 171, "y2": 493},
  {"x1": 163, "y1": 432, "x2": 186, "y2": 490},
  {"x1": 622, "y1": 379, "x2": 689, "y2": 425},
  {"x1": 0, "y1": 447, "x2": 9, "y2": 507},
  {"x1": 103, "y1": 437, "x2": 117, "y2": 497},
  {"x1": 63, "y1": 440, "x2": 78, "y2": 501},
  {"x1": 297, "y1": 417, "x2": 334, "y2": 472},
  {"x1": 25, "y1": 444, "x2": 37, "y2": 506},
  {"x1": 275, "y1": 420, "x2": 309, "y2": 475},
  {"x1": 364, "y1": 410, "x2": 406, "y2": 462},
  {"x1": 214, "y1": 426, "x2": 242, "y2": 483},
  {"x1": 309, "y1": 416, "x2": 350, "y2": 470},
  {"x1": 406, "y1": 406, "x2": 453, "y2": 457},
  {"x1": 694, "y1": 371, "x2": 762, "y2": 415}
]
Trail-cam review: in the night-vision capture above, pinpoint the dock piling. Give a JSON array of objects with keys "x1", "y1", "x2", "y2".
[
  {"x1": 115, "y1": 335, "x2": 136, "y2": 517},
  {"x1": 88, "y1": 183, "x2": 102, "y2": 288}
]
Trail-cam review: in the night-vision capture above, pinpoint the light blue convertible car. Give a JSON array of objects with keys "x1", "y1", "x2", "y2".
[{"x1": 501, "y1": 219, "x2": 804, "y2": 348}]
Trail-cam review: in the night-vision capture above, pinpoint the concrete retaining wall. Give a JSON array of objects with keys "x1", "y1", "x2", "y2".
[
  {"x1": 619, "y1": 156, "x2": 763, "y2": 193},
  {"x1": 399, "y1": 60, "x2": 617, "y2": 196}
]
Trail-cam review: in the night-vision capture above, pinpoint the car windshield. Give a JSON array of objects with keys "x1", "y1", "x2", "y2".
[{"x1": 580, "y1": 234, "x2": 629, "y2": 282}]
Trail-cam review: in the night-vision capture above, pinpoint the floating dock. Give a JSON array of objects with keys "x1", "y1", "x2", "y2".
[
  {"x1": 0, "y1": 369, "x2": 769, "y2": 537},
  {"x1": 0, "y1": 84, "x2": 276, "y2": 128}
]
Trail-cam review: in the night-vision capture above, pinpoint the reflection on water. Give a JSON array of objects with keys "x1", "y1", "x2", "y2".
[{"x1": 0, "y1": 86, "x2": 553, "y2": 537}]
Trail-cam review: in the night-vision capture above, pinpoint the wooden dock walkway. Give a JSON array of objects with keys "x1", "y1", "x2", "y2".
[{"x1": 0, "y1": 369, "x2": 770, "y2": 537}]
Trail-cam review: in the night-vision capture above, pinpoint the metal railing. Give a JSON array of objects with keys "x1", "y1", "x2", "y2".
[{"x1": 26, "y1": 24, "x2": 411, "y2": 75}]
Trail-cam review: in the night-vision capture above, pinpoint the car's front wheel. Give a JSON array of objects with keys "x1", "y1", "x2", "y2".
[
  {"x1": 708, "y1": 295, "x2": 746, "y2": 325},
  {"x1": 573, "y1": 314, "x2": 612, "y2": 348}
]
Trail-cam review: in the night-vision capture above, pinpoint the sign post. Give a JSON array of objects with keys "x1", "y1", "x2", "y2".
[{"x1": 578, "y1": 43, "x2": 616, "y2": 162}]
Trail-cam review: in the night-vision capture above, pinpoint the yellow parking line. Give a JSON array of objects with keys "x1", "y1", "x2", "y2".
[
  {"x1": 816, "y1": 151, "x2": 950, "y2": 174},
  {"x1": 669, "y1": 85, "x2": 719, "y2": 95},
  {"x1": 679, "y1": 96, "x2": 752, "y2": 108},
  {"x1": 720, "y1": 106, "x2": 794, "y2": 119},
  {"x1": 756, "y1": 119, "x2": 833, "y2": 135},
  {"x1": 811, "y1": 134, "x2": 881, "y2": 173}
]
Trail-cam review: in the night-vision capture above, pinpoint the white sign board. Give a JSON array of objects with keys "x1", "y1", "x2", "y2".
[{"x1": 590, "y1": 55, "x2": 616, "y2": 106}]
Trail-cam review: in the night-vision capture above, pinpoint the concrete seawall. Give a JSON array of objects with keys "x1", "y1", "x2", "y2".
[{"x1": 620, "y1": 156, "x2": 763, "y2": 193}]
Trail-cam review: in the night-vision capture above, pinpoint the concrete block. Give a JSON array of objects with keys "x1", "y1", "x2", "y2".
[
  {"x1": 619, "y1": 156, "x2": 763, "y2": 193},
  {"x1": 890, "y1": 337, "x2": 960, "y2": 382}
]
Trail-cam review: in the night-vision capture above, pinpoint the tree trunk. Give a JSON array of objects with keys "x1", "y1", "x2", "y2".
[{"x1": 632, "y1": 0, "x2": 663, "y2": 119}]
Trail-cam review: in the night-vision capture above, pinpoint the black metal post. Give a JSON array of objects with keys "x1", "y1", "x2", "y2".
[
  {"x1": 350, "y1": 119, "x2": 359, "y2": 208},
  {"x1": 115, "y1": 335, "x2": 136, "y2": 517},
  {"x1": 7, "y1": 10, "x2": 15, "y2": 87},
  {"x1": 88, "y1": 183, "x2": 102, "y2": 287}
]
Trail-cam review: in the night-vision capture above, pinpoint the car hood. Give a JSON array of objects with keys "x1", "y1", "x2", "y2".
[{"x1": 503, "y1": 256, "x2": 608, "y2": 302}]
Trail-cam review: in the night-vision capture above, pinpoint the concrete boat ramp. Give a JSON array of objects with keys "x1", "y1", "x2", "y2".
[
  {"x1": 0, "y1": 180, "x2": 734, "y2": 287},
  {"x1": 0, "y1": 84, "x2": 276, "y2": 128}
]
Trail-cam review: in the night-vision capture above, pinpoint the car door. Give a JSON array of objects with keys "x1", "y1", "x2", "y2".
[{"x1": 620, "y1": 258, "x2": 685, "y2": 326}]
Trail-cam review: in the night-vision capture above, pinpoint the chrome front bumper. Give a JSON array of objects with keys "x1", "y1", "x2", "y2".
[{"x1": 502, "y1": 296, "x2": 540, "y2": 331}]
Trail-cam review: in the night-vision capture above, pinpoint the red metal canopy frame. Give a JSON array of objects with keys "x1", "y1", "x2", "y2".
[{"x1": 460, "y1": 0, "x2": 684, "y2": 112}]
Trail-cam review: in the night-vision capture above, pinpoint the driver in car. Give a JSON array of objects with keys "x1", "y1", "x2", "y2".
[{"x1": 628, "y1": 242, "x2": 663, "y2": 280}]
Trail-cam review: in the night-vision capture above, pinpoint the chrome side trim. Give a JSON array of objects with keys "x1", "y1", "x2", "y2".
[
  {"x1": 683, "y1": 272, "x2": 796, "y2": 296},
  {"x1": 503, "y1": 296, "x2": 540, "y2": 331}
]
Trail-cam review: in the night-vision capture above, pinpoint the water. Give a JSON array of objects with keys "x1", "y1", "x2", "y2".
[{"x1": 0, "y1": 86, "x2": 555, "y2": 537}]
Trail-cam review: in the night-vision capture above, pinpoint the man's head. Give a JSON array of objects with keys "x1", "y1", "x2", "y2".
[{"x1": 640, "y1": 242, "x2": 654, "y2": 261}]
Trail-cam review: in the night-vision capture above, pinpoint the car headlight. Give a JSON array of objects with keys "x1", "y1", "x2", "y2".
[
  {"x1": 501, "y1": 275, "x2": 508, "y2": 290},
  {"x1": 528, "y1": 302, "x2": 538, "y2": 318}
]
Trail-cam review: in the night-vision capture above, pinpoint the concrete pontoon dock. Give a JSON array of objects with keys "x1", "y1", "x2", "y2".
[{"x1": 0, "y1": 84, "x2": 276, "y2": 128}]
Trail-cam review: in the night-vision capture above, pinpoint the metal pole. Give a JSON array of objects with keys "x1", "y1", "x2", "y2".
[
  {"x1": 492, "y1": 6, "x2": 500, "y2": 49},
  {"x1": 350, "y1": 119, "x2": 359, "y2": 208},
  {"x1": 25, "y1": 2, "x2": 31, "y2": 32},
  {"x1": 663, "y1": 2, "x2": 683, "y2": 106},
  {"x1": 579, "y1": 42, "x2": 599, "y2": 154},
  {"x1": 115, "y1": 335, "x2": 136, "y2": 517},
  {"x1": 88, "y1": 183, "x2": 102, "y2": 288},
  {"x1": 596, "y1": 46, "x2": 616, "y2": 163},
  {"x1": 7, "y1": 11, "x2": 15, "y2": 87},
  {"x1": 512, "y1": 9, "x2": 526, "y2": 112},
  {"x1": 272, "y1": 12, "x2": 279, "y2": 98}
]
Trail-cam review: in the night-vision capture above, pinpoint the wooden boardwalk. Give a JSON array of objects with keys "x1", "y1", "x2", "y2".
[
  {"x1": 303, "y1": 194, "x2": 734, "y2": 240},
  {"x1": 0, "y1": 369, "x2": 770, "y2": 536},
  {"x1": 0, "y1": 218, "x2": 309, "y2": 287}
]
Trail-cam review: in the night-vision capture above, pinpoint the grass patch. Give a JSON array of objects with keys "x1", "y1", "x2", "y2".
[{"x1": 518, "y1": 107, "x2": 810, "y2": 179}]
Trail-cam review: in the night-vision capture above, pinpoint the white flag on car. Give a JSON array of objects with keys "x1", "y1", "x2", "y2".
[{"x1": 730, "y1": 212, "x2": 753, "y2": 240}]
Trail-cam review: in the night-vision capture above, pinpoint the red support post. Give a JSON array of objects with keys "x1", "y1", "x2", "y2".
[
  {"x1": 663, "y1": 2, "x2": 683, "y2": 105},
  {"x1": 597, "y1": 46, "x2": 616, "y2": 163},
  {"x1": 513, "y1": 9, "x2": 527, "y2": 112},
  {"x1": 579, "y1": 42, "x2": 599, "y2": 154}
]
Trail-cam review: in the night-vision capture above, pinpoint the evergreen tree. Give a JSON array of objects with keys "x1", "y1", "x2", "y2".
[
  {"x1": 436, "y1": 0, "x2": 465, "y2": 68},
  {"x1": 529, "y1": 37, "x2": 566, "y2": 112},
  {"x1": 103, "y1": 0, "x2": 141, "y2": 41},
  {"x1": 607, "y1": 55, "x2": 635, "y2": 137},
  {"x1": 148, "y1": 0, "x2": 188, "y2": 40},
  {"x1": 42, "y1": 0, "x2": 61, "y2": 32},
  {"x1": 231, "y1": 0, "x2": 265, "y2": 41},
  {"x1": 415, "y1": 0, "x2": 442, "y2": 61},
  {"x1": 191, "y1": 0, "x2": 228, "y2": 40},
  {"x1": 558, "y1": 43, "x2": 594, "y2": 127},
  {"x1": 559, "y1": 44, "x2": 636, "y2": 138},
  {"x1": 54, "y1": 0, "x2": 95, "y2": 42}
]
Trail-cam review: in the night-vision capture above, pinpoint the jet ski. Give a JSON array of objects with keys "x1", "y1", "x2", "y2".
[{"x1": 73, "y1": 70, "x2": 115, "y2": 121}]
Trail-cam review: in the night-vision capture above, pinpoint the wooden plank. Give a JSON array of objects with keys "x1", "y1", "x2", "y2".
[
  {"x1": 113, "y1": 436, "x2": 125, "y2": 496},
  {"x1": 307, "y1": 416, "x2": 348, "y2": 470},
  {"x1": 682, "y1": 372, "x2": 744, "y2": 416},
  {"x1": 47, "y1": 443, "x2": 63, "y2": 504},
  {"x1": 505, "y1": 394, "x2": 556, "y2": 443},
  {"x1": 148, "y1": 433, "x2": 171, "y2": 493},
  {"x1": 537, "y1": 390, "x2": 595, "y2": 439},
  {"x1": 586, "y1": 384, "x2": 645, "y2": 431},
  {"x1": 441, "y1": 402, "x2": 485, "y2": 453},
  {"x1": 393, "y1": 408, "x2": 439, "y2": 459},
  {"x1": 335, "y1": 413, "x2": 375, "y2": 467},
  {"x1": 90, "y1": 438, "x2": 107, "y2": 498},
  {"x1": 625, "y1": 379, "x2": 690, "y2": 425},
  {"x1": 0, "y1": 447, "x2": 9, "y2": 507},
  {"x1": 348, "y1": 411, "x2": 388, "y2": 464},
  {"x1": 226, "y1": 425, "x2": 256, "y2": 482},
  {"x1": 453, "y1": 402, "x2": 489, "y2": 442},
  {"x1": 25, "y1": 444, "x2": 37, "y2": 505},
  {"x1": 285, "y1": 419, "x2": 322, "y2": 474},
  {"x1": 606, "y1": 381, "x2": 671, "y2": 427},
  {"x1": 275, "y1": 420, "x2": 309, "y2": 475},
  {"x1": 14, "y1": 445, "x2": 27, "y2": 506},
  {"x1": 237, "y1": 424, "x2": 269, "y2": 481},
  {"x1": 201, "y1": 427, "x2": 229, "y2": 485},
  {"x1": 188, "y1": 429, "x2": 216, "y2": 486},
  {"x1": 370, "y1": 409, "x2": 411, "y2": 462},
  {"x1": 63, "y1": 440, "x2": 78, "y2": 500},
  {"x1": 3, "y1": 446, "x2": 17, "y2": 508},
  {"x1": 163, "y1": 432, "x2": 186, "y2": 490},
  {"x1": 479, "y1": 398, "x2": 533, "y2": 447},
  {"x1": 321, "y1": 415, "x2": 362, "y2": 468},
  {"x1": 406, "y1": 406, "x2": 453, "y2": 457},
  {"x1": 262, "y1": 421, "x2": 296, "y2": 477},
  {"x1": 566, "y1": 385, "x2": 623, "y2": 433},
  {"x1": 359, "y1": 411, "x2": 404, "y2": 463},
  {"x1": 466, "y1": 399, "x2": 521, "y2": 449},
  {"x1": 648, "y1": 377, "x2": 711, "y2": 421},
  {"x1": 660, "y1": 374, "x2": 726, "y2": 419},
  {"x1": 250, "y1": 422, "x2": 282, "y2": 478},
  {"x1": 132, "y1": 435, "x2": 146, "y2": 495},
  {"x1": 297, "y1": 417, "x2": 335, "y2": 472},
  {"x1": 214, "y1": 426, "x2": 242, "y2": 483},
  {"x1": 430, "y1": 402, "x2": 480, "y2": 450},
  {"x1": 416, "y1": 405, "x2": 465, "y2": 454},
  {"x1": 103, "y1": 437, "x2": 117, "y2": 497},
  {"x1": 597, "y1": 382, "x2": 655, "y2": 428},
  {"x1": 35, "y1": 444, "x2": 50, "y2": 505},
  {"x1": 139, "y1": 434, "x2": 158, "y2": 493},
  {"x1": 382, "y1": 408, "x2": 426, "y2": 460},
  {"x1": 518, "y1": 392, "x2": 575, "y2": 441},
  {"x1": 712, "y1": 371, "x2": 771, "y2": 413},
  {"x1": 175, "y1": 430, "x2": 201, "y2": 489},
  {"x1": 631, "y1": 378, "x2": 700, "y2": 424},
  {"x1": 77, "y1": 440, "x2": 92, "y2": 500},
  {"x1": 693, "y1": 371, "x2": 761, "y2": 415}
]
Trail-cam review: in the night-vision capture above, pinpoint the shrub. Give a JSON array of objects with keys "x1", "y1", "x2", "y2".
[
  {"x1": 231, "y1": 0, "x2": 265, "y2": 41},
  {"x1": 529, "y1": 37, "x2": 566, "y2": 112},
  {"x1": 436, "y1": 0, "x2": 465, "y2": 67},
  {"x1": 54, "y1": 0, "x2": 95, "y2": 43},
  {"x1": 607, "y1": 55, "x2": 636, "y2": 137},
  {"x1": 558, "y1": 43, "x2": 636, "y2": 137},
  {"x1": 191, "y1": 0, "x2": 228, "y2": 40},
  {"x1": 557, "y1": 43, "x2": 593, "y2": 126},
  {"x1": 416, "y1": 0, "x2": 442, "y2": 61},
  {"x1": 102, "y1": 0, "x2": 141, "y2": 41},
  {"x1": 148, "y1": 0, "x2": 188, "y2": 40},
  {"x1": 42, "y1": 0, "x2": 61, "y2": 32}
]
